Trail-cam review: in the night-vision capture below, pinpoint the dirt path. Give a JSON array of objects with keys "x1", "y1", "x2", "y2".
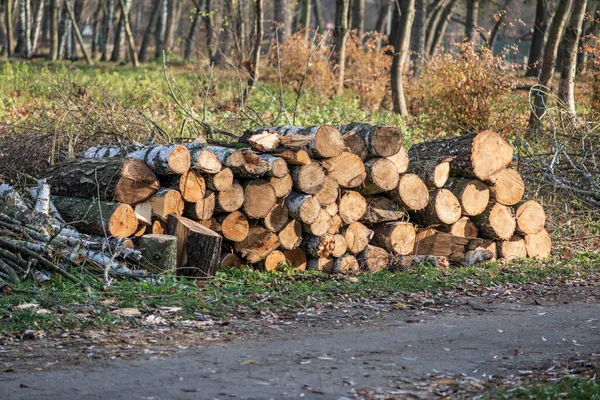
[{"x1": 1, "y1": 286, "x2": 599, "y2": 399}]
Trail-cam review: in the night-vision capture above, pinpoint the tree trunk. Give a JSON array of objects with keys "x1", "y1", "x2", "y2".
[
  {"x1": 91, "y1": 0, "x2": 102, "y2": 59},
  {"x1": 424, "y1": 0, "x2": 447, "y2": 54},
  {"x1": 487, "y1": 0, "x2": 511, "y2": 50},
  {"x1": 163, "y1": 0, "x2": 177, "y2": 50},
  {"x1": 30, "y1": 0, "x2": 44, "y2": 54},
  {"x1": 351, "y1": 0, "x2": 365, "y2": 36},
  {"x1": 338, "y1": 190, "x2": 367, "y2": 224},
  {"x1": 214, "y1": 182, "x2": 244, "y2": 213},
  {"x1": 444, "y1": 178, "x2": 490, "y2": 216},
  {"x1": 301, "y1": 0, "x2": 311, "y2": 40},
  {"x1": 410, "y1": 0, "x2": 425, "y2": 74},
  {"x1": 242, "y1": 0, "x2": 262, "y2": 102},
  {"x1": 65, "y1": 0, "x2": 92, "y2": 64},
  {"x1": 213, "y1": 0, "x2": 232, "y2": 65},
  {"x1": 154, "y1": 0, "x2": 166, "y2": 59},
  {"x1": 357, "y1": 158, "x2": 399, "y2": 196},
  {"x1": 100, "y1": 0, "x2": 114, "y2": 61},
  {"x1": 428, "y1": 0, "x2": 456, "y2": 56},
  {"x1": 370, "y1": 221, "x2": 416, "y2": 255},
  {"x1": 136, "y1": 234, "x2": 178, "y2": 273},
  {"x1": 290, "y1": 163, "x2": 325, "y2": 194},
  {"x1": 558, "y1": 0, "x2": 587, "y2": 115},
  {"x1": 357, "y1": 245, "x2": 389, "y2": 272},
  {"x1": 19, "y1": 0, "x2": 32, "y2": 58},
  {"x1": 515, "y1": 200, "x2": 546, "y2": 235},
  {"x1": 312, "y1": 0, "x2": 323, "y2": 31},
  {"x1": 183, "y1": 0, "x2": 201, "y2": 60},
  {"x1": 530, "y1": 0, "x2": 572, "y2": 126},
  {"x1": 525, "y1": 0, "x2": 548, "y2": 77},
  {"x1": 391, "y1": 0, "x2": 415, "y2": 116},
  {"x1": 110, "y1": 2, "x2": 124, "y2": 61},
  {"x1": 138, "y1": 0, "x2": 161, "y2": 62},
  {"x1": 202, "y1": 0, "x2": 214, "y2": 62},
  {"x1": 524, "y1": 229, "x2": 551, "y2": 259},
  {"x1": 118, "y1": 0, "x2": 138, "y2": 67},
  {"x1": 464, "y1": 0, "x2": 479, "y2": 42},
  {"x1": 273, "y1": 0, "x2": 289, "y2": 39},
  {"x1": 52, "y1": 196, "x2": 139, "y2": 238},
  {"x1": 285, "y1": 192, "x2": 320, "y2": 224},
  {"x1": 486, "y1": 168, "x2": 524, "y2": 206},
  {"x1": 6, "y1": 0, "x2": 14, "y2": 56},
  {"x1": 333, "y1": 0, "x2": 350, "y2": 94},
  {"x1": 46, "y1": 158, "x2": 160, "y2": 205}
]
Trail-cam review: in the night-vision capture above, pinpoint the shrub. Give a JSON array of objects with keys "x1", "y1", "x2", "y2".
[{"x1": 406, "y1": 42, "x2": 518, "y2": 136}]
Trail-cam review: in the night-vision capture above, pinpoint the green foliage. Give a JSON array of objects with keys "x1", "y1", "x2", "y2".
[{"x1": 488, "y1": 376, "x2": 600, "y2": 399}]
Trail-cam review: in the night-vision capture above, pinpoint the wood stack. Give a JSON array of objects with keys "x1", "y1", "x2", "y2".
[{"x1": 45, "y1": 126, "x2": 551, "y2": 278}]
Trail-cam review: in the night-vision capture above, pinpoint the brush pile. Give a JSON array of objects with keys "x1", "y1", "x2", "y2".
[{"x1": 0, "y1": 123, "x2": 552, "y2": 282}]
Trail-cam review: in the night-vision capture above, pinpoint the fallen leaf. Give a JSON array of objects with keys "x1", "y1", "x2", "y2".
[{"x1": 111, "y1": 308, "x2": 141, "y2": 317}]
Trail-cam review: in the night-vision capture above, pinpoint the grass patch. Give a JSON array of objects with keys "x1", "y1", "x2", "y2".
[
  {"x1": 486, "y1": 376, "x2": 600, "y2": 399},
  {"x1": 1, "y1": 252, "x2": 598, "y2": 335}
]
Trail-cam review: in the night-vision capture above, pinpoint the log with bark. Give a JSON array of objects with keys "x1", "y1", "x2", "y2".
[
  {"x1": 215, "y1": 182, "x2": 245, "y2": 213},
  {"x1": 443, "y1": 216, "x2": 478, "y2": 238},
  {"x1": 263, "y1": 203, "x2": 289, "y2": 233},
  {"x1": 331, "y1": 254, "x2": 360, "y2": 274},
  {"x1": 358, "y1": 158, "x2": 400, "y2": 195},
  {"x1": 285, "y1": 192, "x2": 321, "y2": 224},
  {"x1": 136, "y1": 234, "x2": 178, "y2": 272},
  {"x1": 444, "y1": 178, "x2": 490, "y2": 216},
  {"x1": 183, "y1": 190, "x2": 216, "y2": 221},
  {"x1": 46, "y1": 158, "x2": 160, "y2": 205},
  {"x1": 389, "y1": 173, "x2": 429, "y2": 211},
  {"x1": 331, "y1": 234, "x2": 348, "y2": 257},
  {"x1": 342, "y1": 222, "x2": 373, "y2": 254},
  {"x1": 487, "y1": 168, "x2": 525, "y2": 206},
  {"x1": 302, "y1": 208, "x2": 332, "y2": 236},
  {"x1": 524, "y1": 229, "x2": 552, "y2": 259},
  {"x1": 321, "y1": 152, "x2": 367, "y2": 188},
  {"x1": 260, "y1": 154, "x2": 289, "y2": 178},
  {"x1": 215, "y1": 211, "x2": 249, "y2": 242},
  {"x1": 221, "y1": 252, "x2": 243, "y2": 268},
  {"x1": 261, "y1": 250, "x2": 286, "y2": 271},
  {"x1": 52, "y1": 196, "x2": 139, "y2": 238},
  {"x1": 339, "y1": 123, "x2": 403, "y2": 158},
  {"x1": 243, "y1": 180, "x2": 277, "y2": 219},
  {"x1": 408, "y1": 131, "x2": 513, "y2": 180},
  {"x1": 307, "y1": 257, "x2": 334, "y2": 271},
  {"x1": 303, "y1": 234, "x2": 335, "y2": 258},
  {"x1": 471, "y1": 202, "x2": 516, "y2": 240},
  {"x1": 290, "y1": 163, "x2": 326, "y2": 194},
  {"x1": 205, "y1": 168, "x2": 233, "y2": 191},
  {"x1": 274, "y1": 148, "x2": 312, "y2": 165},
  {"x1": 189, "y1": 147, "x2": 222, "y2": 174},
  {"x1": 412, "y1": 189, "x2": 462, "y2": 226},
  {"x1": 314, "y1": 176, "x2": 340, "y2": 206},
  {"x1": 387, "y1": 147, "x2": 409, "y2": 174},
  {"x1": 497, "y1": 235, "x2": 527, "y2": 261},
  {"x1": 278, "y1": 219, "x2": 303, "y2": 250},
  {"x1": 126, "y1": 144, "x2": 192, "y2": 175},
  {"x1": 268, "y1": 174, "x2": 293, "y2": 198},
  {"x1": 370, "y1": 221, "x2": 416, "y2": 255},
  {"x1": 162, "y1": 170, "x2": 206, "y2": 203},
  {"x1": 357, "y1": 245, "x2": 389, "y2": 272},
  {"x1": 167, "y1": 215, "x2": 222, "y2": 277},
  {"x1": 283, "y1": 248, "x2": 307, "y2": 270},
  {"x1": 339, "y1": 191, "x2": 367, "y2": 224},
  {"x1": 406, "y1": 158, "x2": 451, "y2": 189},
  {"x1": 515, "y1": 200, "x2": 546, "y2": 235},
  {"x1": 254, "y1": 125, "x2": 345, "y2": 158}
]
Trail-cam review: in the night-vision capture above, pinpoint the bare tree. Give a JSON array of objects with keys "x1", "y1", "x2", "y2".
[
  {"x1": 139, "y1": 0, "x2": 161, "y2": 62},
  {"x1": 91, "y1": 0, "x2": 103, "y2": 59},
  {"x1": 302, "y1": 0, "x2": 311, "y2": 40},
  {"x1": 558, "y1": 0, "x2": 587, "y2": 114},
  {"x1": 164, "y1": 0, "x2": 178, "y2": 51},
  {"x1": 525, "y1": 0, "x2": 548, "y2": 77},
  {"x1": 243, "y1": 0, "x2": 262, "y2": 102},
  {"x1": 375, "y1": 0, "x2": 392, "y2": 35},
  {"x1": 183, "y1": 0, "x2": 202, "y2": 60},
  {"x1": 391, "y1": 0, "x2": 415, "y2": 115},
  {"x1": 530, "y1": 0, "x2": 573, "y2": 125},
  {"x1": 425, "y1": 0, "x2": 448, "y2": 53},
  {"x1": 202, "y1": 0, "x2": 215, "y2": 62},
  {"x1": 30, "y1": 0, "x2": 44, "y2": 54},
  {"x1": 101, "y1": 0, "x2": 114, "y2": 61},
  {"x1": 410, "y1": 0, "x2": 426, "y2": 75},
  {"x1": 428, "y1": 0, "x2": 456, "y2": 56},
  {"x1": 487, "y1": 0, "x2": 512, "y2": 51},
  {"x1": 65, "y1": 0, "x2": 92, "y2": 64},
  {"x1": 333, "y1": 0, "x2": 350, "y2": 95},
  {"x1": 464, "y1": 0, "x2": 479, "y2": 42},
  {"x1": 154, "y1": 0, "x2": 167, "y2": 59},
  {"x1": 352, "y1": 0, "x2": 365, "y2": 36},
  {"x1": 118, "y1": 0, "x2": 137, "y2": 66},
  {"x1": 313, "y1": 0, "x2": 323, "y2": 31},
  {"x1": 213, "y1": 0, "x2": 232, "y2": 65},
  {"x1": 19, "y1": 0, "x2": 33, "y2": 58}
]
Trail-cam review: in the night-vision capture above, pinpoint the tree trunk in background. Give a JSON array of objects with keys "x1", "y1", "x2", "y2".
[
  {"x1": 65, "y1": 0, "x2": 92, "y2": 64},
  {"x1": 425, "y1": 0, "x2": 447, "y2": 53},
  {"x1": 576, "y1": 2, "x2": 596, "y2": 74},
  {"x1": 558, "y1": 0, "x2": 587, "y2": 114},
  {"x1": 391, "y1": 0, "x2": 415, "y2": 115},
  {"x1": 312, "y1": 0, "x2": 323, "y2": 31},
  {"x1": 6, "y1": 0, "x2": 15, "y2": 56},
  {"x1": 202, "y1": 0, "x2": 214, "y2": 62},
  {"x1": 334, "y1": 0, "x2": 350, "y2": 94},
  {"x1": 30, "y1": 0, "x2": 44, "y2": 54},
  {"x1": 464, "y1": 0, "x2": 479, "y2": 42},
  {"x1": 233, "y1": 0, "x2": 246, "y2": 59},
  {"x1": 183, "y1": 0, "x2": 201, "y2": 60},
  {"x1": 526, "y1": 0, "x2": 548, "y2": 77},
  {"x1": 164, "y1": 0, "x2": 176, "y2": 50},
  {"x1": 213, "y1": 0, "x2": 231, "y2": 65},
  {"x1": 101, "y1": 0, "x2": 114, "y2": 60},
  {"x1": 530, "y1": 0, "x2": 573, "y2": 126},
  {"x1": 154, "y1": 0, "x2": 166, "y2": 59},
  {"x1": 110, "y1": 4, "x2": 124, "y2": 61},
  {"x1": 429, "y1": 0, "x2": 455, "y2": 56},
  {"x1": 118, "y1": 0, "x2": 138, "y2": 66},
  {"x1": 19, "y1": 0, "x2": 32, "y2": 58},
  {"x1": 242, "y1": 0, "x2": 262, "y2": 102},
  {"x1": 352, "y1": 0, "x2": 365, "y2": 36},
  {"x1": 302, "y1": 0, "x2": 311, "y2": 40},
  {"x1": 410, "y1": 0, "x2": 425, "y2": 75},
  {"x1": 273, "y1": 0, "x2": 289, "y2": 39},
  {"x1": 58, "y1": 0, "x2": 69, "y2": 58},
  {"x1": 138, "y1": 0, "x2": 160, "y2": 62},
  {"x1": 375, "y1": 0, "x2": 392, "y2": 34},
  {"x1": 91, "y1": 0, "x2": 102, "y2": 58}
]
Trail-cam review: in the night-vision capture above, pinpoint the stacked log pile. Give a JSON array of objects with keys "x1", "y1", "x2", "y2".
[{"x1": 39, "y1": 125, "x2": 551, "y2": 278}]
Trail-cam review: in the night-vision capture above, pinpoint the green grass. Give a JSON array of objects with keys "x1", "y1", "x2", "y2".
[
  {"x1": 1, "y1": 252, "x2": 598, "y2": 335},
  {"x1": 486, "y1": 376, "x2": 600, "y2": 399}
]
